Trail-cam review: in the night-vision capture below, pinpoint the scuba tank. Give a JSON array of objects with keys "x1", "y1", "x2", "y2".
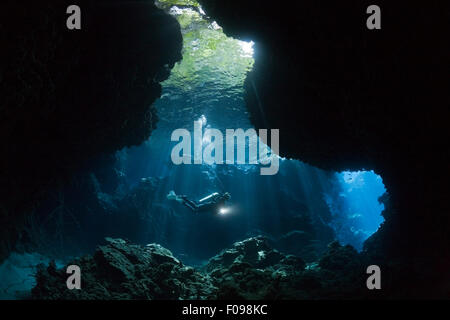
[{"x1": 198, "y1": 192, "x2": 219, "y2": 203}]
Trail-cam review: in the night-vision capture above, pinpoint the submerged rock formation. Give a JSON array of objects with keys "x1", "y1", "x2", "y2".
[
  {"x1": 32, "y1": 238, "x2": 216, "y2": 300},
  {"x1": 0, "y1": 1, "x2": 182, "y2": 262},
  {"x1": 32, "y1": 237, "x2": 384, "y2": 300}
]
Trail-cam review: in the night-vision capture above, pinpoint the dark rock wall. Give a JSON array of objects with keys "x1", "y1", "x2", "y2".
[
  {"x1": 0, "y1": 1, "x2": 183, "y2": 262},
  {"x1": 198, "y1": 0, "x2": 449, "y2": 267},
  {"x1": 1, "y1": 0, "x2": 449, "y2": 298}
]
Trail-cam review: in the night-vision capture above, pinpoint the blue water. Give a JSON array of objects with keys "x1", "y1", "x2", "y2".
[
  {"x1": 325, "y1": 171, "x2": 386, "y2": 251},
  {"x1": 114, "y1": 8, "x2": 387, "y2": 260},
  {"x1": 0, "y1": 252, "x2": 64, "y2": 300},
  {"x1": 0, "y1": 4, "x2": 388, "y2": 298},
  {"x1": 116, "y1": 90, "x2": 386, "y2": 259}
]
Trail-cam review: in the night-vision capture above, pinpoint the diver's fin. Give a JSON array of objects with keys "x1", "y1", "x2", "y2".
[
  {"x1": 167, "y1": 190, "x2": 185, "y2": 203},
  {"x1": 167, "y1": 190, "x2": 177, "y2": 201}
]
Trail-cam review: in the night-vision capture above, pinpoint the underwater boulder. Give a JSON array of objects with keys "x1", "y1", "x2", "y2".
[
  {"x1": 32, "y1": 238, "x2": 216, "y2": 300},
  {"x1": 275, "y1": 230, "x2": 320, "y2": 262},
  {"x1": 94, "y1": 238, "x2": 139, "y2": 282},
  {"x1": 145, "y1": 243, "x2": 181, "y2": 266},
  {"x1": 318, "y1": 241, "x2": 361, "y2": 271},
  {"x1": 205, "y1": 236, "x2": 284, "y2": 273},
  {"x1": 207, "y1": 237, "x2": 308, "y2": 299},
  {"x1": 279, "y1": 255, "x2": 306, "y2": 271}
]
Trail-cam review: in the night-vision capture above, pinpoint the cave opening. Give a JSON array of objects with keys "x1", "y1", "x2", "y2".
[
  {"x1": 0, "y1": 0, "x2": 393, "y2": 300},
  {"x1": 0, "y1": 0, "x2": 447, "y2": 302},
  {"x1": 325, "y1": 170, "x2": 386, "y2": 251},
  {"x1": 115, "y1": 0, "x2": 387, "y2": 264}
]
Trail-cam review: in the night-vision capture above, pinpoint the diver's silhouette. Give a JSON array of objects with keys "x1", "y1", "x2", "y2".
[{"x1": 167, "y1": 191, "x2": 231, "y2": 214}]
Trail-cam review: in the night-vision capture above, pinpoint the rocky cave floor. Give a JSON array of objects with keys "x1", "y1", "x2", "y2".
[{"x1": 32, "y1": 236, "x2": 377, "y2": 300}]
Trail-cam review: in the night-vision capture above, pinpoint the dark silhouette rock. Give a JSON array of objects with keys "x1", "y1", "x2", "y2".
[
  {"x1": 0, "y1": 1, "x2": 183, "y2": 262},
  {"x1": 197, "y1": 0, "x2": 450, "y2": 293},
  {"x1": 31, "y1": 237, "x2": 372, "y2": 300},
  {"x1": 32, "y1": 238, "x2": 216, "y2": 300}
]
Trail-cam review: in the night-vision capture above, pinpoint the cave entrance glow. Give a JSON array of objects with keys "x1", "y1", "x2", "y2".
[
  {"x1": 325, "y1": 170, "x2": 386, "y2": 251},
  {"x1": 116, "y1": 0, "x2": 388, "y2": 264}
]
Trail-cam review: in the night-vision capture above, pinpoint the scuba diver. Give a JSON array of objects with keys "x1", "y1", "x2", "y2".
[{"x1": 167, "y1": 190, "x2": 231, "y2": 215}]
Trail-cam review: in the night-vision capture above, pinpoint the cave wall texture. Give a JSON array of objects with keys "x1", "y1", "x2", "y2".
[
  {"x1": 0, "y1": 0, "x2": 183, "y2": 262},
  {"x1": 197, "y1": 0, "x2": 450, "y2": 278},
  {"x1": 0, "y1": 0, "x2": 449, "y2": 298}
]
